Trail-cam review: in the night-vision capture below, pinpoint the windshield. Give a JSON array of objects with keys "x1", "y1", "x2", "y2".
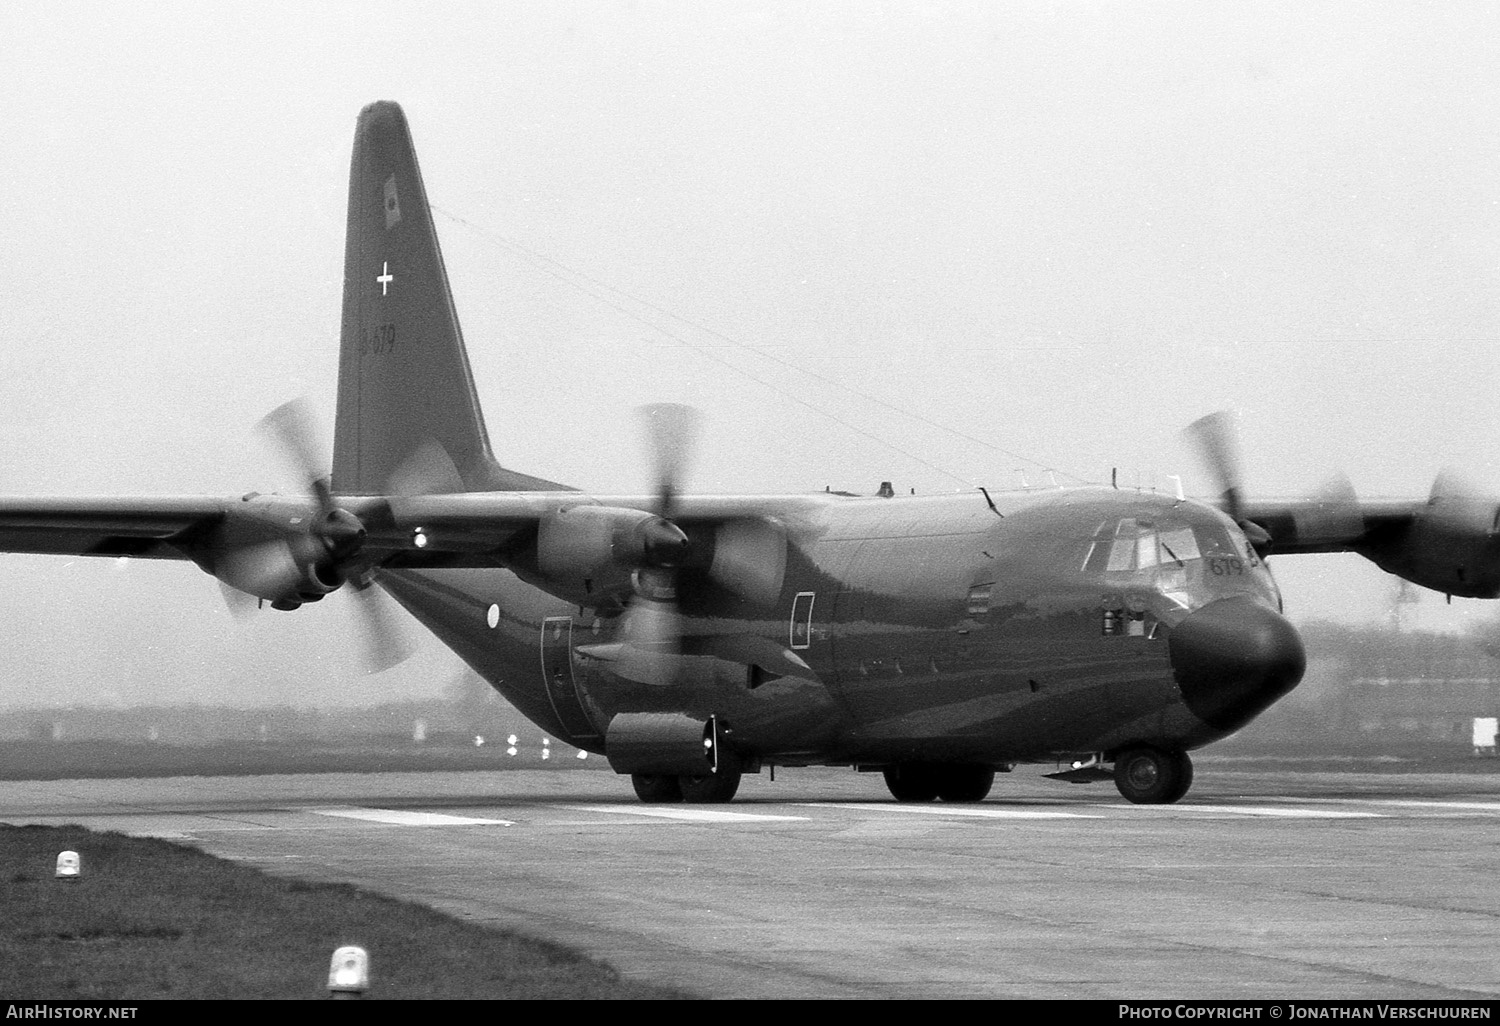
[{"x1": 1080, "y1": 515, "x2": 1280, "y2": 611}]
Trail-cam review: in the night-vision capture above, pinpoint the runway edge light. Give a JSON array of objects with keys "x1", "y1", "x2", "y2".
[
  {"x1": 55, "y1": 850, "x2": 80, "y2": 881},
  {"x1": 328, "y1": 946, "x2": 370, "y2": 999}
]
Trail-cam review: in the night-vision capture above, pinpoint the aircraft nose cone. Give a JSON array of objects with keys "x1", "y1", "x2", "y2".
[{"x1": 1168, "y1": 597, "x2": 1306, "y2": 732}]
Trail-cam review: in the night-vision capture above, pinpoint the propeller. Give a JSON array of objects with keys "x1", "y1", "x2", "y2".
[
  {"x1": 1183, "y1": 410, "x2": 1363, "y2": 551},
  {"x1": 616, "y1": 404, "x2": 699, "y2": 686},
  {"x1": 1296, "y1": 471, "x2": 1364, "y2": 545},
  {"x1": 345, "y1": 569, "x2": 419, "y2": 673},
  {"x1": 640, "y1": 402, "x2": 701, "y2": 524},
  {"x1": 1182, "y1": 410, "x2": 1273, "y2": 550},
  {"x1": 1182, "y1": 411, "x2": 1248, "y2": 521},
  {"x1": 221, "y1": 398, "x2": 414, "y2": 673}
]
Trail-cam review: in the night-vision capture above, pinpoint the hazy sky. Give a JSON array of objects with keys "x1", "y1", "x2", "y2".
[{"x1": 3, "y1": 2, "x2": 1499, "y2": 707}]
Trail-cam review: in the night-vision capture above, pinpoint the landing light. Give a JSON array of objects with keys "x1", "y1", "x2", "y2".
[
  {"x1": 412, "y1": 527, "x2": 429, "y2": 549},
  {"x1": 55, "y1": 850, "x2": 80, "y2": 881},
  {"x1": 327, "y1": 945, "x2": 369, "y2": 999}
]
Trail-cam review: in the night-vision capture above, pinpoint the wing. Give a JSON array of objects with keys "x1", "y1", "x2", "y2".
[
  {"x1": 0, "y1": 489, "x2": 824, "y2": 612},
  {"x1": 1185, "y1": 412, "x2": 1500, "y2": 598},
  {"x1": 0, "y1": 496, "x2": 228, "y2": 559},
  {"x1": 362, "y1": 491, "x2": 827, "y2": 609},
  {"x1": 1242, "y1": 482, "x2": 1500, "y2": 599},
  {"x1": 1240, "y1": 497, "x2": 1419, "y2": 556}
]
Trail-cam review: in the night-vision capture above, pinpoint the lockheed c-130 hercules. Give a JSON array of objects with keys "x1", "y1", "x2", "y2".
[{"x1": 4, "y1": 101, "x2": 1495, "y2": 806}]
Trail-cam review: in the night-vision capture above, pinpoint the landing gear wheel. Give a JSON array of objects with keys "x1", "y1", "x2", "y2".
[
  {"x1": 935, "y1": 766, "x2": 996, "y2": 803},
  {"x1": 679, "y1": 768, "x2": 742, "y2": 803},
  {"x1": 631, "y1": 773, "x2": 683, "y2": 803},
  {"x1": 1113, "y1": 747, "x2": 1193, "y2": 804},
  {"x1": 883, "y1": 764, "x2": 939, "y2": 802},
  {"x1": 1163, "y1": 751, "x2": 1193, "y2": 803}
]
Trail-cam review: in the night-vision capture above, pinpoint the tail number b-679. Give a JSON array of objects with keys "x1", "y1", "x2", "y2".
[
  {"x1": 361, "y1": 322, "x2": 397, "y2": 356},
  {"x1": 1207, "y1": 556, "x2": 1245, "y2": 576}
]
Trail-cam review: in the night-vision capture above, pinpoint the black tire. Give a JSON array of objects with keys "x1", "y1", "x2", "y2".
[
  {"x1": 1113, "y1": 746, "x2": 1191, "y2": 804},
  {"x1": 883, "y1": 764, "x2": 939, "y2": 802},
  {"x1": 631, "y1": 773, "x2": 683, "y2": 803},
  {"x1": 935, "y1": 765, "x2": 996, "y2": 803},
  {"x1": 1162, "y1": 751, "x2": 1193, "y2": 804},
  {"x1": 679, "y1": 768, "x2": 742, "y2": 803}
]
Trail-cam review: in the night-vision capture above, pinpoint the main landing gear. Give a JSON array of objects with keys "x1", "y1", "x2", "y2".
[
  {"x1": 882, "y1": 763, "x2": 996, "y2": 803},
  {"x1": 631, "y1": 768, "x2": 743, "y2": 804},
  {"x1": 1112, "y1": 746, "x2": 1193, "y2": 804}
]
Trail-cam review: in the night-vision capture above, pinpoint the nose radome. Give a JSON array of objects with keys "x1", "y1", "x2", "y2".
[{"x1": 1168, "y1": 597, "x2": 1306, "y2": 732}]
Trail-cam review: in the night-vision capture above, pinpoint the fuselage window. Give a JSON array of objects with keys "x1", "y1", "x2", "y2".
[{"x1": 790, "y1": 591, "x2": 816, "y2": 650}]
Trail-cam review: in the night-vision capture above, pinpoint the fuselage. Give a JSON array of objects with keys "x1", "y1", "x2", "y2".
[{"x1": 378, "y1": 485, "x2": 1304, "y2": 768}]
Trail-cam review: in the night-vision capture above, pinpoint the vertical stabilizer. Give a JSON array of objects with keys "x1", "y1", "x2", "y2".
[{"x1": 333, "y1": 101, "x2": 562, "y2": 496}]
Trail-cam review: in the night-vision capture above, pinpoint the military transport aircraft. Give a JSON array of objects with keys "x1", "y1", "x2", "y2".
[{"x1": 3, "y1": 102, "x2": 1495, "y2": 806}]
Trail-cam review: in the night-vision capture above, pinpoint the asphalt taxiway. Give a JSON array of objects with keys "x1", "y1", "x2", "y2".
[{"x1": 2, "y1": 765, "x2": 1497, "y2": 999}]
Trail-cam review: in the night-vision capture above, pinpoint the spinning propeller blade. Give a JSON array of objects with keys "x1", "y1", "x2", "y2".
[
  {"x1": 221, "y1": 399, "x2": 415, "y2": 673},
  {"x1": 1182, "y1": 411, "x2": 1247, "y2": 521},
  {"x1": 614, "y1": 405, "x2": 701, "y2": 685},
  {"x1": 1184, "y1": 410, "x2": 1364, "y2": 552},
  {"x1": 257, "y1": 398, "x2": 336, "y2": 514},
  {"x1": 639, "y1": 402, "x2": 700, "y2": 522},
  {"x1": 347, "y1": 573, "x2": 419, "y2": 673}
]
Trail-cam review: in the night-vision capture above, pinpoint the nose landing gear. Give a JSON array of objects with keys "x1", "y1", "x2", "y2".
[{"x1": 1112, "y1": 746, "x2": 1193, "y2": 804}]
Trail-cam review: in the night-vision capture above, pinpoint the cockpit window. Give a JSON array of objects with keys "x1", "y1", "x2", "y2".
[
  {"x1": 1157, "y1": 526, "x2": 1200, "y2": 565},
  {"x1": 1081, "y1": 518, "x2": 1227, "y2": 574},
  {"x1": 1105, "y1": 519, "x2": 1138, "y2": 571}
]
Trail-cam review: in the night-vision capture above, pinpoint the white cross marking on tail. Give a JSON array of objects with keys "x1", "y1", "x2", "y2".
[{"x1": 377, "y1": 261, "x2": 394, "y2": 296}]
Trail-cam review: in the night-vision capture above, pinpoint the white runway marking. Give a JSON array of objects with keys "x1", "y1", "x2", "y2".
[
  {"x1": 1168, "y1": 804, "x2": 1382, "y2": 818},
  {"x1": 570, "y1": 805, "x2": 808, "y2": 823},
  {"x1": 309, "y1": 807, "x2": 514, "y2": 826},
  {"x1": 807, "y1": 803, "x2": 1100, "y2": 819},
  {"x1": 1366, "y1": 800, "x2": 1500, "y2": 812}
]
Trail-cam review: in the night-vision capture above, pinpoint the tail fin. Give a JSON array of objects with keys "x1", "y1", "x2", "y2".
[{"x1": 332, "y1": 101, "x2": 563, "y2": 496}]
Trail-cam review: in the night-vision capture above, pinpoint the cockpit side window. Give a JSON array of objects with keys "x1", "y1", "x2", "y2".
[{"x1": 1080, "y1": 521, "x2": 1112, "y2": 574}]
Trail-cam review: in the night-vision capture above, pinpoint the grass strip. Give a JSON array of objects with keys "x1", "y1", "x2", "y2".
[{"x1": 0, "y1": 824, "x2": 685, "y2": 1000}]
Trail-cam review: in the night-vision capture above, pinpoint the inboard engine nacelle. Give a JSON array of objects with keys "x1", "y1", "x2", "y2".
[{"x1": 536, "y1": 504, "x2": 689, "y2": 583}]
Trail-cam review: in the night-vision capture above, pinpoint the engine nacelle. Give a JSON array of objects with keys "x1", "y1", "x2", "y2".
[
  {"x1": 1364, "y1": 471, "x2": 1500, "y2": 598},
  {"x1": 192, "y1": 501, "x2": 357, "y2": 609},
  {"x1": 536, "y1": 505, "x2": 687, "y2": 582},
  {"x1": 213, "y1": 534, "x2": 344, "y2": 607}
]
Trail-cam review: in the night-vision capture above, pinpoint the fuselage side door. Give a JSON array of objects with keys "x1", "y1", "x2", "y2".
[{"x1": 539, "y1": 616, "x2": 601, "y2": 741}]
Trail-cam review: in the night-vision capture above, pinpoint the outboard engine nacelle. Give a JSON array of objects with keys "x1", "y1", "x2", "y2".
[{"x1": 1363, "y1": 469, "x2": 1500, "y2": 598}]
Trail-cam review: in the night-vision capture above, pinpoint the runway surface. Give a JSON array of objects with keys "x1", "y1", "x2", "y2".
[{"x1": 2, "y1": 765, "x2": 1497, "y2": 999}]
